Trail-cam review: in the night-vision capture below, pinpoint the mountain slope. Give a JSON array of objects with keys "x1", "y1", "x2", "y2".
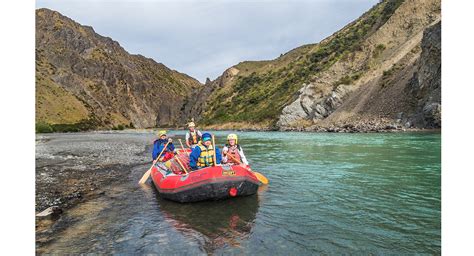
[
  {"x1": 36, "y1": 8, "x2": 202, "y2": 131},
  {"x1": 279, "y1": 0, "x2": 441, "y2": 131},
  {"x1": 36, "y1": 0, "x2": 441, "y2": 132},
  {"x1": 191, "y1": 0, "x2": 441, "y2": 131}
]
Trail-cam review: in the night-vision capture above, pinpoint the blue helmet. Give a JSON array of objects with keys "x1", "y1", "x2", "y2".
[{"x1": 201, "y1": 132, "x2": 212, "y2": 142}]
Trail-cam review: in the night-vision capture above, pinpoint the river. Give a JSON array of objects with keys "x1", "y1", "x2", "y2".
[{"x1": 35, "y1": 130, "x2": 441, "y2": 254}]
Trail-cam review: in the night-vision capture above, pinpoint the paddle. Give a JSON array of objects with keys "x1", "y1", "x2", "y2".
[
  {"x1": 138, "y1": 141, "x2": 170, "y2": 184},
  {"x1": 227, "y1": 152, "x2": 269, "y2": 185},
  {"x1": 212, "y1": 135, "x2": 217, "y2": 166},
  {"x1": 178, "y1": 139, "x2": 189, "y2": 156},
  {"x1": 174, "y1": 152, "x2": 189, "y2": 174}
]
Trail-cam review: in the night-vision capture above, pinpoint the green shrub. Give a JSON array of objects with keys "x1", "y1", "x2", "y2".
[
  {"x1": 337, "y1": 76, "x2": 353, "y2": 86},
  {"x1": 36, "y1": 122, "x2": 53, "y2": 133},
  {"x1": 383, "y1": 69, "x2": 392, "y2": 77},
  {"x1": 373, "y1": 44, "x2": 386, "y2": 58},
  {"x1": 351, "y1": 72, "x2": 362, "y2": 81},
  {"x1": 381, "y1": 0, "x2": 405, "y2": 22},
  {"x1": 49, "y1": 118, "x2": 99, "y2": 133},
  {"x1": 50, "y1": 124, "x2": 80, "y2": 132},
  {"x1": 111, "y1": 124, "x2": 125, "y2": 130},
  {"x1": 376, "y1": 44, "x2": 386, "y2": 51},
  {"x1": 333, "y1": 72, "x2": 363, "y2": 86}
]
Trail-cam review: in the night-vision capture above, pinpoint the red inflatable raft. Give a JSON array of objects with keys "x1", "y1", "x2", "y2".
[{"x1": 151, "y1": 149, "x2": 261, "y2": 203}]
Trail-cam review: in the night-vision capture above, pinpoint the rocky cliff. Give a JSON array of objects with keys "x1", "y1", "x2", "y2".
[
  {"x1": 406, "y1": 21, "x2": 441, "y2": 128},
  {"x1": 191, "y1": 0, "x2": 441, "y2": 131},
  {"x1": 36, "y1": 8, "x2": 202, "y2": 131}
]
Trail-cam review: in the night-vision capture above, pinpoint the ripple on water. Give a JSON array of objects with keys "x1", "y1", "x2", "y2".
[{"x1": 37, "y1": 131, "x2": 440, "y2": 255}]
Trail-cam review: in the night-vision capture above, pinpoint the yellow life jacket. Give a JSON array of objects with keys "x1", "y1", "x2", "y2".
[{"x1": 197, "y1": 144, "x2": 215, "y2": 167}]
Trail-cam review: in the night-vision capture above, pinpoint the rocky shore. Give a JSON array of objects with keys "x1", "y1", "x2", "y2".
[
  {"x1": 199, "y1": 119, "x2": 439, "y2": 133},
  {"x1": 278, "y1": 117, "x2": 435, "y2": 133},
  {"x1": 280, "y1": 124, "x2": 436, "y2": 133},
  {"x1": 35, "y1": 131, "x2": 153, "y2": 248}
]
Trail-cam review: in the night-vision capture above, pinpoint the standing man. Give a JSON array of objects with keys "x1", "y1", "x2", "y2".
[
  {"x1": 185, "y1": 121, "x2": 202, "y2": 149},
  {"x1": 189, "y1": 133, "x2": 222, "y2": 170}
]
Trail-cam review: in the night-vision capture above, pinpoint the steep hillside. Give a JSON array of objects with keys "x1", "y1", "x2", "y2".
[
  {"x1": 280, "y1": 0, "x2": 441, "y2": 131},
  {"x1": 36, "y1": 8, "x2": 202, "y2": 131},
  {"x1": 310, "y1": 20, "x2": 441, "y2": 132},
  {"x1": 192, "y1": 0, "x2": 441, "y2": 131},
  {"x1": 36, "y1": 0, "x2": 441, "y2": 132}
]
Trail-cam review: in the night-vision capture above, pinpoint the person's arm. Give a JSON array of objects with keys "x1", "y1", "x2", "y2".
[
  {"x1": 239, "y1": 147, "x2": 249, "y2": 165},
  {"x1": 185, "y1": 132, "x2": 191, "y2": 147},
  {"x1": 215, "y1": 147, "x2": 222, "y2": 164},
  {"x1": 152, "y1": 141, "x2": 158, "y2": 160},
  {"x1": 189, "y1": 147, "x2": 200, "y2": 170},
  {"x1": 168, "y1": 142, "x2": 175, "y2": 152},
  {"x1": 221, "y1": 146, "x2": 228, "y2": 164}
]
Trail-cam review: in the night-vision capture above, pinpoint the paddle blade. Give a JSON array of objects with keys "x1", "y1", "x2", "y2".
[
  {"x1": 253, "y1": 171, "x2": 269, "y2": 185},
  {"x1": 138, "y1": 169, "x2": 151, "y2": 184}
]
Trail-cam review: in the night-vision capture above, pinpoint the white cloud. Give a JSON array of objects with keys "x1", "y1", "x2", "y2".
[{"x1": 36, "y1": 0, "x2": 378, "y2": 82}]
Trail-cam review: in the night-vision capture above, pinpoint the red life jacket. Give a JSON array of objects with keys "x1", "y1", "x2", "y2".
[{"x1": 226, "y1": 144, "x2": 242, "y2": 165}]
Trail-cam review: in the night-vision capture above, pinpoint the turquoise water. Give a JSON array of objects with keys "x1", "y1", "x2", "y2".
[
  {"x1": 231, "y1": 131, "x2": 441, "y2": 254},
  {"x1": 38, "y1": 131, "x2": 441, "y2": 254}
]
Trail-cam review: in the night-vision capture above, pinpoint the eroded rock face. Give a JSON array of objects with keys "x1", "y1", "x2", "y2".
[
  {"x1": 277, "y1": 83, "x2": 355, "y2": 127},
  {"x1": 423, "y1": 102, "x2": 441, "y2": 127},
  {"x1": 277, "y1": 95, "x2": 310, "y2": 127},
  {"x1": 408, "y1": 21, "x2": 441, "y2": 128}
]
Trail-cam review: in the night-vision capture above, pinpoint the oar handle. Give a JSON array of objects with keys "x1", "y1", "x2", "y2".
[
  {"x1": 138, "y1": 141, "x2": 171, "y2": 184},
  {"x1": 227, "y1": 153, "x2": 251, "y2": 171},
  {"x1": 156, "y1": 141, "x2": 170, "y2": 161},
  {"x1": 212, "y1": 135, "x2": 217, "y2": 166},
  {"x1": 227, "y1": 152, "x2": 242, "y2": 164},
  {"x1": 227, "y1": 152, "x2": 248, "y2": 169},
  {"x1": 178, "y1": 139, "x2": 189, "y2": 156},
  {"x1": 174, "y1": 152, "x2": 189, "y2": 174}
]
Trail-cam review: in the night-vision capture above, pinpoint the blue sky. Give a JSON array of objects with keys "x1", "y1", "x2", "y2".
[{"x1": 36, "y1": 0, "x2": 378, "y2": 83}]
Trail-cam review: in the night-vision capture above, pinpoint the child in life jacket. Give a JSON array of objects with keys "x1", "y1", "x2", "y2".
[
  {"x1": 152, "y1": 130, "x2": 175, "y2": 162},
  {"x1": 222, "y1": 133, "x2": 249, "y2": 166}
]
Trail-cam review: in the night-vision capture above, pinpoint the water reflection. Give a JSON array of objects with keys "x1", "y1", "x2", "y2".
[
  {"x1": 153, "y1": 187, "x2": 260, "y2": 253},
  {"x1": 37, "y1": 132, "x2": 440, "y2": 254}
]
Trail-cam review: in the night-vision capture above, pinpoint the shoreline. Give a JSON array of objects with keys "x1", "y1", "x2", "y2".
[{"x1": 35, "y1": 125, "x2": 441, "y2": 134}]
